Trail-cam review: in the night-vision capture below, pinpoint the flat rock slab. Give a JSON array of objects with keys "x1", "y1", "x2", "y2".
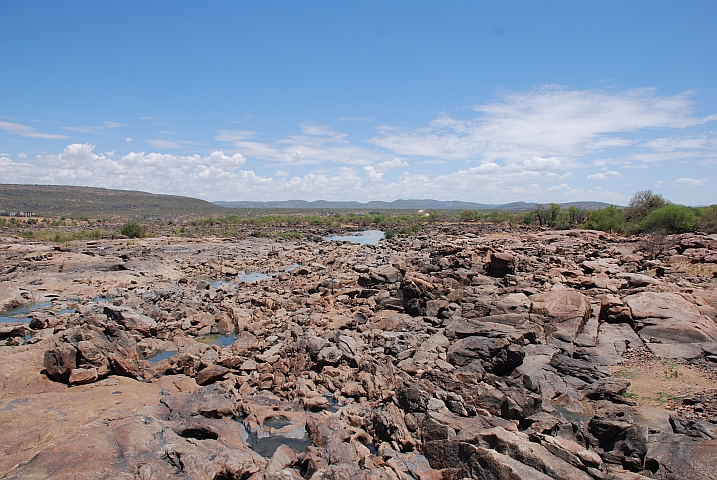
[
  {"x1": 0, "y1": 373, "x2": 162, "y2": 476},
  {"x1": 626, "y1": 292, "x2": 717, "y2": 347}
]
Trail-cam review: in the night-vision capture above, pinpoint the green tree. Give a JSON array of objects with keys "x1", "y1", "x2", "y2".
[
  {"x1": 585, "y1": 206, "x2": 624, "y2": 233},
  {"x1": 120, "y1": 222, "x2": 146, "y2": 238},
  {"x1": 459, "y1": 210, "x2": 478, "y2": 222},
  {"x1": 696, "y1": 205, "x2": 717, "y2": 233},
  {"x1": 533, "y1": 204, "x2": 552, "y2": 226},
  {"x1": 567, "y1": 205, "x2": 581, "y2": 225},
  {"x1": 624, "y1": 190, "x2": 667, "y2": 224},
  {"x1": 640, "y1": 205, "x2": 697, "y2": 234}
]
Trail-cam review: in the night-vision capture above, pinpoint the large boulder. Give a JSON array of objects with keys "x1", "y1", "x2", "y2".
[
  {"x1": 103, "y1": 305, "x2": 157, "y2": 336},
  {"x1": 530, "y1": 288, "x2": 591, "y2": 342},
  {"x1": 487, "y1": 252, "x2": 515, "y2": 277},
  {"x1": 625, "y1": 292, "x2": 717, "y2": 358},
  {"x1": 44, "y1": 323, "x2": 144, "y2": 384}
]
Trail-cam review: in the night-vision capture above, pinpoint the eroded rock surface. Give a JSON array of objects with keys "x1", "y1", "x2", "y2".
[{"x1": 1, "y1": 227, "x2": 717, "y2": 479}]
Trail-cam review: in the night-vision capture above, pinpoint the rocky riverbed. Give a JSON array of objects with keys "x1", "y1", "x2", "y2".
[{"x1": 1, "y1": 225, "x2": 717, "y2": 479}]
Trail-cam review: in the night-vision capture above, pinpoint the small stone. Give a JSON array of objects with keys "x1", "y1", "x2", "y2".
[{"x1": 68, "y1": 367, "x2": 99, "y2": 385}]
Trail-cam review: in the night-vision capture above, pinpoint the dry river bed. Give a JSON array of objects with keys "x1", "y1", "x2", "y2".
[{"x1": 1, "y1": 224, "x2": 717, "y2": 479}]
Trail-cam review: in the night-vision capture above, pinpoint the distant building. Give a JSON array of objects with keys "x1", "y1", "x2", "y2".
[{"x1": 0, "y1": 211, "x2": 35, "y2": 217}]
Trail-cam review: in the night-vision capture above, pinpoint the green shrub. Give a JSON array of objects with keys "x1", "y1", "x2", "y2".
[
  {"x1": 459, "y1": 210, "x2": 478, "y2": 222},
  {"x1": 696, "y1": 205, "x2": 717, "y2": 233},
  {"x1": 384, "y1": 230, "x2": 396, "y2": 239},
  {"x1": 640, "y1": 205, "x2": 697, "y2": 234},
  {"x1": 120, "y1": 222, "x2": 146, "y2": 238},
  {"x1": 584, "y1": 205, "x2": 624, "y2": 233}
]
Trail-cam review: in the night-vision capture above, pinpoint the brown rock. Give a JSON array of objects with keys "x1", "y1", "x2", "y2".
[
  {"x1": 488, "y1": 252, "x2": 515, "y2": 277},
  {"x1": 195, "y1": 364, "x2": 230, "y2": 385},
  {"x1": 68, "y1": 367, "x2": 99, "y2": 385}
]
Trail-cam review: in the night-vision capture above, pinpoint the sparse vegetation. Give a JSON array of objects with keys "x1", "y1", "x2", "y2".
[
  {"x1": 120, "y1": 222, "x2": 146, "y2": 238},
  {"x1": 18, "y1": 229, "x2": 104, "y2": 242}
]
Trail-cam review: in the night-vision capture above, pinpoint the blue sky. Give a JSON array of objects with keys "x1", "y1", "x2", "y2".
[{"x1": 1, "y1": 1, "x2": 716, "y2": 205}]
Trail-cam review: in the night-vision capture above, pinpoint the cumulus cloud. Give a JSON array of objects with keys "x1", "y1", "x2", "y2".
[
  {"x1": 0, "y1": 143, "x2": 247, "y2": 198},
  {"x1": 363, "y1": 165, "x2": 384, "y2": 182},
  {"x1": 0, "y1": 143, "x2": 626, "y2": 203},
  {"x1": 0, "y1": 120, "x2": 69, "y2": 139},
  {"x1": 672, "y1": 177, "x2": 710, "y2": 187},
  {"x1": 522, "y1": 156, "x2": 561, "y2": 171},
  {"x1": 544, "y1": 172, "x2": 573, "y2": 182},
  {"x1": 587, "y1": 171, "x2": 623, "y2": 180},
  {"x1": 377, "y1": 157, "x2": 408, "y2": 169}
]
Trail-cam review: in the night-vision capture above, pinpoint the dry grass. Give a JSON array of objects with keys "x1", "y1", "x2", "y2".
[{"x1": 610, "y1": 358, "x2": 716, "y2": 408}]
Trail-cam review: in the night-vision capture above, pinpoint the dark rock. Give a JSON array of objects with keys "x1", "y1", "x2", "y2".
[
  {"x1": 488, "y1": 252, "x2": 515, "y2": 278},
  {"x1": 588, "y1": 417, "x2": 647, "y2": 471},
  {"x1": 195, "y1": 365, "x2": 230, "y2": 386}
]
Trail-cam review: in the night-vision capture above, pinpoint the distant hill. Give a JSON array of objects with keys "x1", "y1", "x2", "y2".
[
  {"x1": 0, "y1": 184, "x2": 621, "y2": 220},
  {"x1": 0, "y1": 184, "x2": 225, "y2": 219},
  {"x1": 214, "y1": 199, "x2": 619, "y2": 211}
]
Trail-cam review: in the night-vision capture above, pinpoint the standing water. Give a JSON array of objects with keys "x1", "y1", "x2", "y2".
[{"x1": 323, "y1": 230, "x2": 384, "y2": 245}]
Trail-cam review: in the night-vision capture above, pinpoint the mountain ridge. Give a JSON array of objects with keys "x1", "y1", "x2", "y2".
[{"x1": 213, "y1": 199, "x2": 619, "y2": 211}]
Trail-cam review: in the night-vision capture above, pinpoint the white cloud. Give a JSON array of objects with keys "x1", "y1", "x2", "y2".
[
  {"x1": 363, "y1": 165, "x2": 384, "y2": 182},
  {"x1": 216, "y1": 124, "x2": 386, "y2": 167},
  {"x1": 544, "y1": 172, "x2": 573, "y2": 182},
  {"x1": 654, "y1": 180, "x2": 664, "y2": 188},
  {"x1": 522, "y1": 156, "x2": 561, "y2": 171},
  {"x1": 103, "y1": 121, "x2": 127, "y2": 128},
  {"x1": 377, "y1": 157, "x2": 408, "y2": 169},
  {"x1": 17, "y1": 152, "x2": 27, "y2": 158},
  {"x1": 0, "y1": 143, "x2": 248, "y2": 199},
  {"x1": 274, "y1": 170, "x2": 289, "y2": 177},
  {"x1": 642, "y1": 135, "x2": 711, "y2": 151},
  {"x1": 0, "y1": 142, "x2": 626, "y2": 203},
  {"x1": 0, "y1": 121, "x2": 69, "y2": 139},
  {"x1": 125, "y1": 138, "x2": 132, "y2": 142},
  {"x1": 370, "y1": 86, "x2": 716, "y2": 165},
  {"x1": 672, "y1": 177, "x2": 710, "y2": 187},
  {"x1": 587, "y1": 171, "x2": 623, "y2": 180}
]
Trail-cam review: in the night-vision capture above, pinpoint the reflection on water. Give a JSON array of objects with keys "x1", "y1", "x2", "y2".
[
  {"x1": 91, "y1": 296, "x2": 115, "y2": 303},
  {"x1": 235, "y1": 418, "x2": 312, "y2": 458},
  {"x1": 196, "y1": 333, "x2": 236, "y2": 347},
  {"x1": 0, "y1": 301, "x2": 53, "y2": 324},
  {"x1": 323, "y1": 230, "x2": 385, "y2": 245},
  {"x1": 240, "y1": 271, "x2": 270, "y2": 282},
  {"x1": 251, "y1": 432, "x2": 313, "y2": 458},
  {"x1": 263, "y1": 416, "x2": 291, "y2": 429},
  {"x1": 147, "y1": 350, "x2": 177, "y2": 362}
]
